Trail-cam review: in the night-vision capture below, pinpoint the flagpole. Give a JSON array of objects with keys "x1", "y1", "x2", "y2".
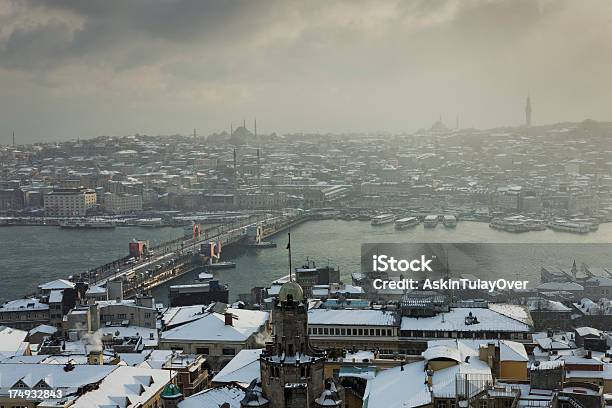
[{"x1": 287, "y1": 232, "x2": 292, "y2": 281}]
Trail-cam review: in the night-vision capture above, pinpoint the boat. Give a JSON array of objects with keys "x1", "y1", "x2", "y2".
[
  {"x1": 547, "y1": 219, "x2": 590, "y2": 234},
  {"x1": 135, "y1": 218, "x2": 164, "y2": 227},
  {"x1": 198, "y1": 272, "x2": 214, "y2": 281},
  {"x1": 207, "y1": 261, "x2": 236, "y2": 270},
  {"x1": 247, "y1": 241, "x2": 277, "y2": 248},
  {"x1": 60, "y1": 219, "x2": 116, "y2": 229},
  {"x1": 394, "y1": 217, "x2": 419, "y2": 230},
  {"x1": 489, "y1": 218, "x2": 529, "y2": 233},
  {"x1": 423, "y1": 215, "x2": 439, "y2": 228},
  {"x1": 569, "y1": 217, "x2": 599, "y2": 231},
  {"x1": 442, "y1": 215, "x2": 457, "y2": 228},
  {"x1": 371, "y1": 214, "x2": 395, "y2": 225}
]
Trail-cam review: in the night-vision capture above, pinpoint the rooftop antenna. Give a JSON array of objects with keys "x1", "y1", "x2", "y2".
[
  {"x1": 254, "y1": 118, "x2": 257, "y2": 138},
  {"x1": 286, "y1": 232, "x2": 292, "y2": 281},
  {"x1": 193, "y1": 128, "x2": 196, "y2": 140},
  {"x1": 243, "y1": 119, "x2": 246, "y2": 129},
  {"x1": 230, "y1": 123, "x2": 233, "y2": 136},
  {"x1": 12, "y1": 131, "x2": 15, "y2": 146}
]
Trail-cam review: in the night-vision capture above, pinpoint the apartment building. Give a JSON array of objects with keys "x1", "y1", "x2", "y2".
[{"x1": 44, "y1": 188, "x2": 97, "y2": 216}]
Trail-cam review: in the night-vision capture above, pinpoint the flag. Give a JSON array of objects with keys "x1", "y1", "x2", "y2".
[{"x1": 286, "y1": 233, "x2": 291, "y2": 249}]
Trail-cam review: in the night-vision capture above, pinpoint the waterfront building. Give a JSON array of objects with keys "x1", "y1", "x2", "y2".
[
  {"x1": 0, "y1": 298, "x2": 50, "y2": 330},
  {"x1": 103, "y1": 191, "x2": 143, "y2": 214},
  {"x1": 44, "y1": 187, "x2": 97, "y2": 216}
]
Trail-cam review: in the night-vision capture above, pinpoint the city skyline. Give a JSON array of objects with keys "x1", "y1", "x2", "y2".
[{"x1": 1, "y1": 0, "x2": 612, "y2": 143}]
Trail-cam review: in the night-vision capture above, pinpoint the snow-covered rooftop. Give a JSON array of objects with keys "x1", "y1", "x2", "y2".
[
  {"x1": 0, "y1": 297, "x2": 49, "y2": 312},
  {"x1": 212, "y1": 348, "x2": 262, "y2": 386},
  {"x1": 161, "y1": 308, "x2": 269, "y2": 343},
  {"x1": 71, "y1": 366, "x2": 172, "y2": 408},
  {"x1": 178, "y1": 384, "x2": 246, "y2": 408},
  {"x1": 308, "y1": 309, "x2": 397, "y2": 326},
  {"x1": 401, "y1": 307, "x2": 531, "y2": 333},
  {"x1": 0, "y1": 326, "x2": 27, "y2": 354},
  {"x1": 38, "y1": 279, "x2": 75, "y2": 291}
]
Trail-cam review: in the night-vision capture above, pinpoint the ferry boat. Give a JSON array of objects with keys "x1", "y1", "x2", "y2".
[
  {"x1": 247, "y1": 241, "x2": 277, "y2": 248},
  {"x1": 207, "y1": 260, "x2": 236, "y2": 270},
  {"x1": 135, "y1": 218, "x2": 164, "y2": 227},
  {"x1": 198, "y1": 272, "x2": 214, "y2": 282},
  {"x1": 489, "y1": 218, "x2": 529, "y2": 233},
  {"x1": 395, "y1": 217, "x2": 419, "y2": 230},
  {"x1": 423, "y1": 215, "x2": 439, "y2": 228},
  {"x1": 371, "y1": 214, "x2": 395, "y2": 225},
  {"x1": 569, "y1": 217, "x2": 599, "y2": 231},
  {"x1": 60, "y1": 219, "x2": 116, "y2": 229},
  {"x1": 547, "y1": 219, "x2": 590, "y2": 234},
  {"x1": 442, "y1": 215, "x2": 457, "y2": 228}
]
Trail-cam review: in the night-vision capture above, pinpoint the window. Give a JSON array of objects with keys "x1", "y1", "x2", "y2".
[
  {"x1": 479, "y1": 401, "x2": 487, "y2": 408},
  {"x1": 352, "y1": 328, "x2": 357, "y2": 335},
  {"x1": 358, "y1": 329, "x2": 363, "y2": 336},
  {"x1": 222, "y1": 348, "x2": 235, "y2": 356},
  {"x1": 340, "y1": 328, "x2": 346, "y2": 336},
  {"x1": 323, "y1": 328, "x2": 329, "y2": 335},
  {"x1": 196, "y1": 347, "x2": 209, "y2": 355},
  {"x1": 376, "y1": 329, "x2": 381, "y2": 336}
]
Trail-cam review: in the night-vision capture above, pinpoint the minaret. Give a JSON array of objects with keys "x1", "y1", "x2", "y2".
[
  {"x1": 525, "y1": 94, "x2": 532, "y2": 127},
  {"x1": 257, "y1": 147, "x2": 261, "y2": 190}
]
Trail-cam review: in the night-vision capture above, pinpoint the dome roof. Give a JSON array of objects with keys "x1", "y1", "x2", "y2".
[
  {"x1": 161, "y1": 383, "x2": 182, "y2": 399},
  {"x1": 278, "y1": 281, "x2": 304, "y2": 302}
]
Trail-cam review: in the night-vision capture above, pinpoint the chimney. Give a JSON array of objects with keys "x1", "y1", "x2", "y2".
[{"x1": 224, "y1": 312, "x2": 233, "y2": 326}]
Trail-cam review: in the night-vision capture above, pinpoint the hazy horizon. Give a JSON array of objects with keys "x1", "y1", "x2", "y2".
[{"x1": 2, "y1": 0, "x2": 612, "y2": 144}]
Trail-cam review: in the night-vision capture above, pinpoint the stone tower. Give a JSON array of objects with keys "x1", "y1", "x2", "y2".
[{"x1": 260, "y1": 281, "x2": 328, "y2": 407}]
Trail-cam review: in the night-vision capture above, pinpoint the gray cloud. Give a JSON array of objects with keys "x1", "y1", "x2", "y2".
[{"x1": 1, "y1": 0, "x2": 611, "y2": 143}]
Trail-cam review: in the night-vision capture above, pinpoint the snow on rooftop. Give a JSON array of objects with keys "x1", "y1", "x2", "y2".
[
  {"x1": 0, "y1": 326, "x2": 27, "y2": 353},
  {"x1": 364, "y1": 357, "x2": 491, "y2": 408},
  {"x1": 162, "y1": 305, "x2": 209, "y2": 328},
  {"x1": 212, "y1": 348, "x2": 262, "y2": 386},
  {"x1": 38, "y1": 279, "x2": 75, "y2": 291},
  {"x1": 308, "y1": 309, "x2": 397, "y2": 326},
  {"x1": 28, "y1": 324, "x2": 58, "y2": 336},
  {"x1": 0, "y1": 363, "x2": 115, "y2": 391},
  {"x1": 427, "y1": 339, "x2": 528, "y2": 362},
  {"x1": 488, "y1": 303, "x2": 532, "y2": 325},
  {"x1": 71, "y1": 366, "x2": 171, "y2": 408},
  {"x1": 401, "y1": 307, "x2": 531, "y2": 333},
  {"x1": 178, "y1": 384, "x2": 246, "y2": 408},
  {"x1": 48, "y1": 289, "x2": 64, "y2": 303},
  {"x1": 161, "y1": 308, "x2": 269, "y2": 343},
  {"x1": 0, "y1": 297, "x2": 49, "y2": 312}
]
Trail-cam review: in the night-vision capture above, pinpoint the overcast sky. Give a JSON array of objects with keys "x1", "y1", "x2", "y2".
[{"x1": 1, "y1": 0, "x2": 611, "y2": 144}]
